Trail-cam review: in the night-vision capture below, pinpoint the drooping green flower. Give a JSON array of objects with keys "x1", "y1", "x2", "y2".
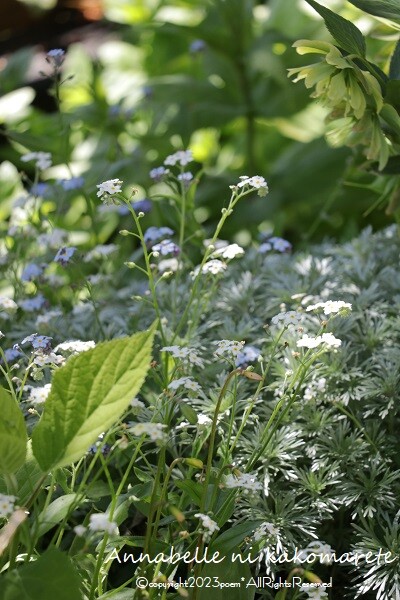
[{"x1": 289, "y1": 39, "x2": 390, "y2": 167}]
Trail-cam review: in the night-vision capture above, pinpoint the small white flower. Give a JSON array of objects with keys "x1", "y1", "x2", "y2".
[
  {"x1": 161, "y1": 346, "x2": 204, "y2": 367},
  {"x1": 130, "y1": 397, "x2": 145, "y2": 410},
  {"x1": 253, "y1": 521, "x2": 280, "y2": 542},
  {"x1": 214, "y1": 339, "x2": 244, "y2": 359},
  {"x1": 306, "y1": 300, "x2": 352, "y2": 315},
  {"x1": 271, "y1": 310, "x2": 302, "y2": 327},
  {"x1": 195, "y1": 513, "x2": 219, "y2": 541},
  {"x1": 130, "y1": 422, "x2": 166, "y2": 441},
  {"x1": 296, "y1": 333, "x2": 342, "y2": 349},
  {"x1": 212, "y1": 243, "x2": 244, "y2": 260},
  {"x1": 164, "y1": 150, "x2": 193, "y2": 166},
  {"x1": 88, "y1": 513, "x2": 118, "y2": 535},
  {"x1": 192, "y1": 259, "x2": 227, "y2": 277},
  {"x1": 320, "y1": 332, "x2": 342, "y2": 348},
  {"x1": 29, "y1": 384, "x2": 52, "y2": 404},
  {"x1": 21, "y1": 152, "x2": 52, "y2": 170},
  {"x1": 296, "y1": 334, "x2": 321, "y2": 349},
  {"x1": 54, "y1": 340, "x2": 96, "y2": 354},
  {"x1": 73, "y1": 525, "x2": 87, "y2": 537},
  {"x1": 96, "y1": 179, "x2": 123, "y2": 199},
  {"x1": 158, "y1": 258, "x2": 180, "y2": 273},
  {"x1": 33, "y1": 352, "x2": 64, "y2": 367},
  {"x1": 0, "y1": 494, "x2": 16, "y2": 517},
  {"x1": 236, "y1": 175, "x2": 268, "y2": 195},
  {"x1": 225, "y1": 473, "x2": 263, "y2": 492},
  {"x1": 168, "y1": 377, "x2": 202, "y2": 393},
  {"x1": 0, "y1": 297, "x2": 18, "y2": 314},
  {"x1": 197, "y1": 413, "x2": 212, "y2": 426},
  {"x1": 300, "y1": 587, "x2": 328, "y2": 600}
]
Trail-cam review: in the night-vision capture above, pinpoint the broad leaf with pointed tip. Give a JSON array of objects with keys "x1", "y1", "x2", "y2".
[
  {"x1": 0, "y1": 388, "x2": 27, "y2": 474},
  {"x1": 32, "y1": 326, "x2": 155, "y2": 471}
]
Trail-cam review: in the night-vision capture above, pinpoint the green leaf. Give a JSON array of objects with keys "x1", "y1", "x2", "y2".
[
  {"x1": 0, "y1": 388, "x2": 27, "y2": 474},
  {"x1": 348, "y1": 0, "x2": 400, "y2": 21},
  {"x1": 175, "y1": 480, "x2": 203, "y2": 506},
  {"x1": 0, "y1": 547, "x2": 82, "y2": 600},
  {"x1": 37, "y1": 494, "x2": 78, "y2": 537},
  {"x1": 390, "y1": 40, "x2": 400, "y2": 79},
  {"x1": 32, "y1": 326, "x2": 155, "y2": 471},
  {"x1": 197, "y1": 555, "x2": 255, "y2": 600},
  {"x1": 304, "y1": 0, "x2": 366, "y2": 57},
  {"x1": 210, "y1": 521, "x2": 262, "y2": 554},
  {"x1": 179, "y1": 402, "x2": 198, "y2": 424},
  {"x1": 0, "y1": 443, "x2": 49, "y2": 505}
]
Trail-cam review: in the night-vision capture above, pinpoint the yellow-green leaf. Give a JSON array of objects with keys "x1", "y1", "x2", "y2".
[
  {"x1": 0, "y1": 388, "x2": 27, "y2": 474},
  {"x1": 32, "y1": 326, "x2": 155, "y2": 471}
]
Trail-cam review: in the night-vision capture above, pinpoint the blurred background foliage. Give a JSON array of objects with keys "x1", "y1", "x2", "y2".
[{"x1": 0, "y1": 0, "x2": 397, "y2": 247}]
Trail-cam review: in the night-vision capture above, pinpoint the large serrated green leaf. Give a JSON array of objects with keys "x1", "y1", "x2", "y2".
[
  {"x1": 0, "y1": 388, "x2": 27, "y2": 474},
  {"x1": 32, "y1": 326, "x2": 155, "y2": 471},
  {"x1": 348, "y1": 0, "x2": 400, "y2": 21},
  {"x1": 0, "y1": 547, "x2": 82, "y2": 600},
  {"x1": 305, "y1": 0, "x2": 366, "y2": 57}
]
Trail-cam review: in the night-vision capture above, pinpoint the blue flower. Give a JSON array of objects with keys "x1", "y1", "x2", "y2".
[
  {"x1": 30, "y1": 183, "x2": 51, "y2": 197},
  {"x1": 152, "y1": 239, "x2": 180, "y2": 257},
  {"x1": 259, "y1": 236, "x2": 292, "y2": 254},
  {"x1": 21, "y1": 334, "x2": 53, "y2": 352},
  {"x1": 54, "y1": 246, "x2": 77, "y2": 265},
  {"x1": 144, "y1": 226, "x2": 174, "y2": 243},
  {"x1": 4, "y1": 348, "x2": 22, "y2": 362},
  {"x1": 20, "y1": 294, "x2": 47, "y2": 312},
  {"x1": 190, "y1": 39, "x2": 206, "y2": 53},
  {"x1": 177, "y1": 172, "x2": 193, "y2": 187},
  {"x1": 149, "y1": 166, "x2": 170, "y2": 182},
  {"x1": 21, "y1": 263, "x2": 44, "y2": 282},
  {"x1": 58, "y1": 177, "x2": 84, "y2": 191},
  {"x1": 235, "y1": 345, "x2": 261, "y2": 368}
]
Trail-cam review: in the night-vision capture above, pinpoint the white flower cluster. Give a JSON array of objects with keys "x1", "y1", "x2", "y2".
[
  {"x1": 234, "y1": 175, "x2": 269, "y2": 196},
  {"x1": 89, "y1": 513, "x2": 118, "y2": 535},
  {"x1": 54, "y1": 340, "x2": 96, "y2": 354},
  {"x1": 214, "y1": 339, "x2": 244, "y2": 359},
  {"x1": 28, "y1": 383, "x2": 52, "y2": 404},
  {"x1": 271, "y1": 310, "x2": 302, "y2": 327},
  {"x1": 192, "y1": 259, "x2": 227, "y2": 277},
  {"x1": 194, "y1": 513, "x2": 220, "y2": 542},
  {"x1": 164, "y1": 149, "x2": 193, "y2": 166},
  {"x1": 253, "y1": 521, "x2": 280, "y2": 542},
  {"x1": 306, "y1": 301, "x2": 352, "y2": 315},
  {"x1": 96, "y1": 179, "x2": 123, "y2": 199},
  {"x1": 161, "y1": 345, "x2": 204, "y2": 367},
  {"x1": 168, "y1": 377, "x2": 202, "y2": 393},
  {"x1": 225, "y1": 473, "x2": 263, "y2": 492},
  {"x1": 33, "y1": 353, "x2": 64, "y2": 367},
  {"x1": 296, "y1": 332, "x2": 342, "y2": 349},
  {"x1": 211, "y1": 243, "x2": 244, "y2": 260},
  {"x1": 304, "y1": 377, "x2": 327, "y2": 401},
  {"x1": 21, "y1": 152, "x2": 52, "y2": 170},
  {"x1": 74, "y1": 513, "x2": 118, "y2": 537},
  {"x1": 0, "y1": 494, "x2": 16, "y2": 518},
  {"x1": 129, "y1": 422, "x2": 166, "y2": 442}
]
